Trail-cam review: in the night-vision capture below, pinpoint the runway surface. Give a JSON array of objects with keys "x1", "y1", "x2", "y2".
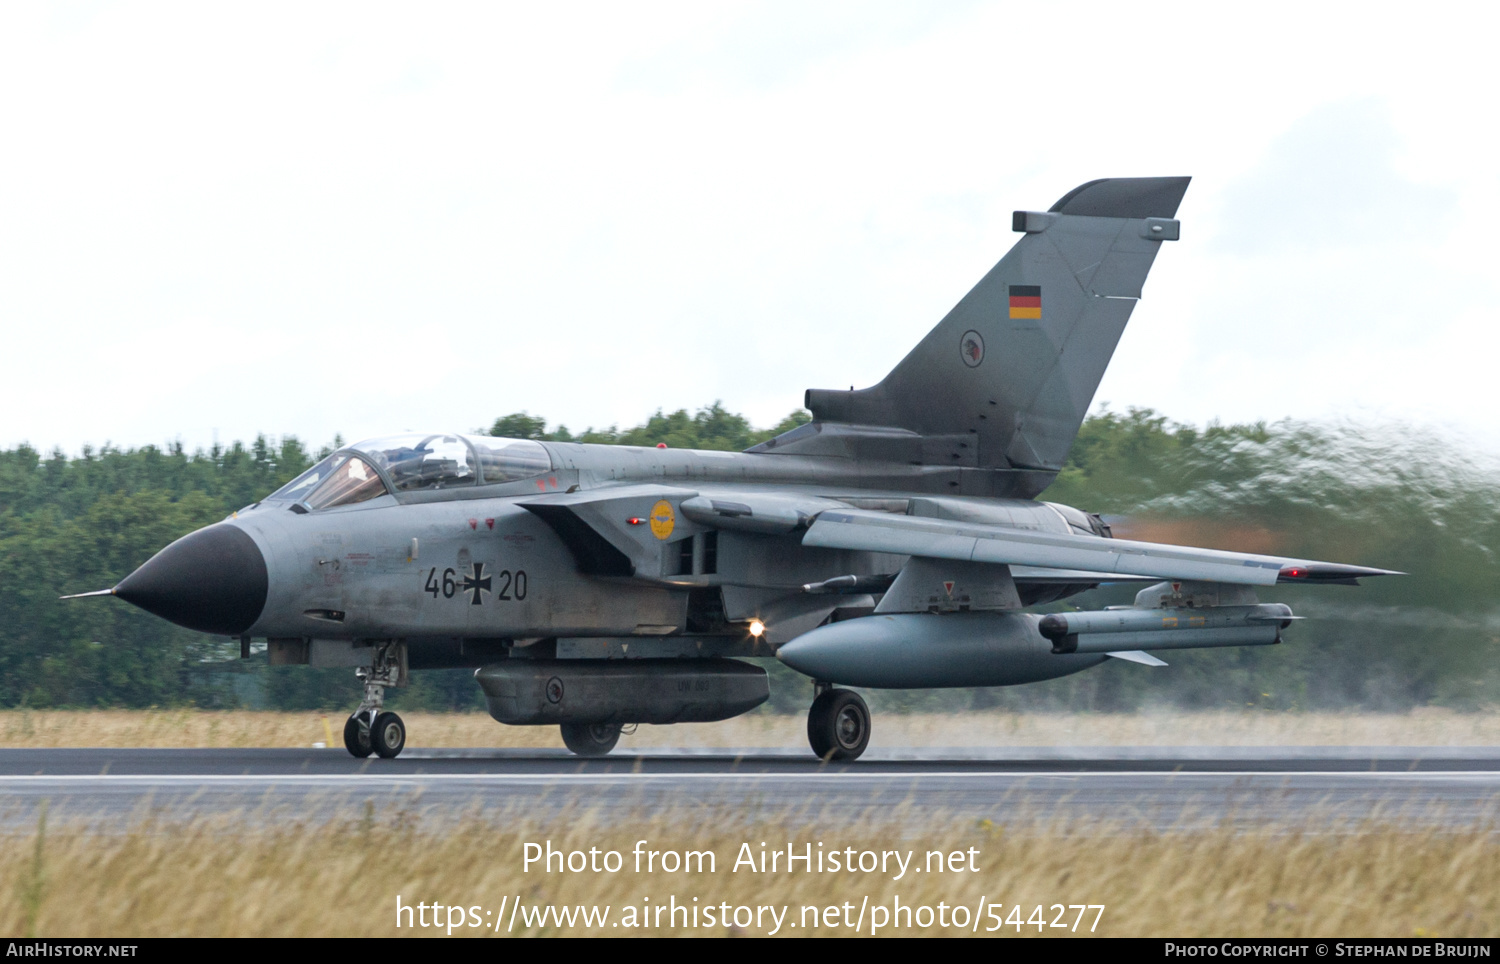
[{"x1": 2, "y1": 746, "x2": 1497, "y2": 831}]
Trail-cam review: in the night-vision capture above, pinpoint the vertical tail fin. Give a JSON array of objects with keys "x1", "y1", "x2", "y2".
[{"x1": 779, "y1": 176, "x2": 1188, "y2": 496}]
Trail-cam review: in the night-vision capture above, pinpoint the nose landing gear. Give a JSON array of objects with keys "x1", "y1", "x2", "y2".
[
  {"x1": 342, "y1": 641, "x2": 408, "y2": 759},
  {"x1": 806, "y1": 683, "x2": 870, "y2": 762},
  {"x1": 370, "y1": 711, "x2": 406, "y2": 758},
  {"x1": 343, "y1": 713, "x2": 372, "y2": 757}
]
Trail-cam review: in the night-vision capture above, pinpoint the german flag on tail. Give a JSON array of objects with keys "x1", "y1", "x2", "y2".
[{"x1": 1009, "y1": 285, "x2": 1041, "y2": 320}]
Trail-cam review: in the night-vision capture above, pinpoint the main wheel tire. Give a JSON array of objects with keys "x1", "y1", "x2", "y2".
[
  {"x1": 560, "y1": 722, "x2": 622, "y2": 757},
  {"x1": 371, "y1": 711, "x2": 406, "y2": 759},
  {"x1": 807, "y1": 689, "x2": 871, "y2": 761},
  {"x1": 343, "y1": 714, "x2": 372, "y2": 758}
]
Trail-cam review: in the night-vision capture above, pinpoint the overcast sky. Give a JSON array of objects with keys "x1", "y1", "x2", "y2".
[{"x1": 2, "y1": 2, "x2": 1495, "y2": 456}]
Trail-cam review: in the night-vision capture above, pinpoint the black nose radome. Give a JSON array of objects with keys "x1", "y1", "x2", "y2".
[{"x1": 114, "y1": 523, "x2": 268, "y2": 635}]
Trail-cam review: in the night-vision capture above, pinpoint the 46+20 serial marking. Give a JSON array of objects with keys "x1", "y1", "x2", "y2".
[{"x1": 424, "y1": 563, "x2": 527, "y2": 605}]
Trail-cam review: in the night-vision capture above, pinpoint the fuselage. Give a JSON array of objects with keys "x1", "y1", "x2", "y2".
[{"x1": 120, "y1": 433, "x2": 1108, "y2": 654}]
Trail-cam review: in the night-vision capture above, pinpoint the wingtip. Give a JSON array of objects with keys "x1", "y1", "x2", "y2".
[
  {"x1": 1276, "y1": 563, "x2": 1405, "y2": 584},
  {"x1": 58, "y1": 588, "x2": 117, "y2": 600}
]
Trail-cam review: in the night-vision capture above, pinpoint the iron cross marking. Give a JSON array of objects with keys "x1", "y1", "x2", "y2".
[{"x1": 462, "y1": 563, "x2": 492, "y2": 606}]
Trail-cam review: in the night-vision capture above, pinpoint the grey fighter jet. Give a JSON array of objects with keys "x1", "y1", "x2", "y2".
[{"x1": 70, "y1": 177, "x2": 1396, "y2": 761}]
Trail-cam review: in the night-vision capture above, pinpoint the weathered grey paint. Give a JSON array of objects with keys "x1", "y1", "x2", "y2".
[
  {"x1": 777, "y1": 612, "x2": 1108, "y2": 688},
  {"x1": 476, "y1": 659, "x2": 768, "y2": 725}
]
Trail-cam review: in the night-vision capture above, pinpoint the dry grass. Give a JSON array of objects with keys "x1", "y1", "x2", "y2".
[
  {"x1": 7, "y1": 709, "x2": 1493, "y2": 936},
  {"x1": 2, "y1": 707, "x2": 1498, "y2": 750},
  {"x1": 1, "y1": 807, "x2": 1494, "y2": 937}
]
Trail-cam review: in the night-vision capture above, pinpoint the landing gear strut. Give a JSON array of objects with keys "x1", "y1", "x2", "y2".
[
  {"x1": 560, "y1": 723, "x2": 622, "y2": 757},
  {"x1": 807, "y1": 684, "x2": 870, "y2": 761},
  {"x1": 343, "y1": 641, "x2": 407, "y2": 759}
]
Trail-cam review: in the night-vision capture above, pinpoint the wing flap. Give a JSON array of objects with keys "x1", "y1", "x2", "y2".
[{"x1": 803, "y1": 509, "x2": 1396, "y2": 587}]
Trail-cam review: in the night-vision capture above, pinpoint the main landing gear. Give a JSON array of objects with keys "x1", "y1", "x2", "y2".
[
  {"x1": 342, "y1": 642, "x2": 407, "y2": 759},
  {"x1": 806, "y1": 682, "x2": 870, "y2": 762}
]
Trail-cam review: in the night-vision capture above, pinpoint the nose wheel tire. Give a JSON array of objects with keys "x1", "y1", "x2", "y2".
[
  {"x1": 560, "y1": 722, "x2": 622, "y2": 757},
  {"x1": 371, "y1": 711, "x2": 406, "y2": 759},
  {"x1": 807, "y1": 689, "x2": 871, "y2": 761},
  {"x1": 343, "y1": 714, "x2": 372, "y2": 758}
]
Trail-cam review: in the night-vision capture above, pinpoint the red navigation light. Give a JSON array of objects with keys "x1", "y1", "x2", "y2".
[
  {"x1": 1281, "y1": 567, "x2": 1306, "y2": 579},
  {"x1": 627, "y1": 517, "x2": 644, "y2": 525}
]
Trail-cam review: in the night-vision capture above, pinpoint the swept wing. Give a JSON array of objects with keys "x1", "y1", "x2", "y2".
[{"x1": 802, "y1": 509, "x2": 1398, "y2": 586}]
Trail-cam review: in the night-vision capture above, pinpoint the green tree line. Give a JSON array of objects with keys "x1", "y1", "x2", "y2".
[{"x1": 0, "y1": 406, "x2": 1495, "y2": 713}]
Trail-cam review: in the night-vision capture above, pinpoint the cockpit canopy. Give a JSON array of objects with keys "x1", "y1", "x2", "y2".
[
  {"x1": 262, "y1": 434, "x2": 551, "y2": 510},
  {"x1": 356, "y1": 434, "x2": 476, "y2": 491}
]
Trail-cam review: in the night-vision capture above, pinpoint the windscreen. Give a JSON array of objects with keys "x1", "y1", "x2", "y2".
[
  {"x1": 263, "y1": 453, "x2": 342, "y2": 503},
  {"x1": 304, "y1": 455, "x2": 390, "y2": 509}
]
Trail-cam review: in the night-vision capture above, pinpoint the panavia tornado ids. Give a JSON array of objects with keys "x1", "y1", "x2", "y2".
[{"x1": 68, "y1": 177, "x2": 1397, "y2": 761}]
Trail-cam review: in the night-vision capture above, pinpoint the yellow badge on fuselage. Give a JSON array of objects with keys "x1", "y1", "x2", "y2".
[{"x1": 649, "y1": 500, "x2": 675, "y2": 540}]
